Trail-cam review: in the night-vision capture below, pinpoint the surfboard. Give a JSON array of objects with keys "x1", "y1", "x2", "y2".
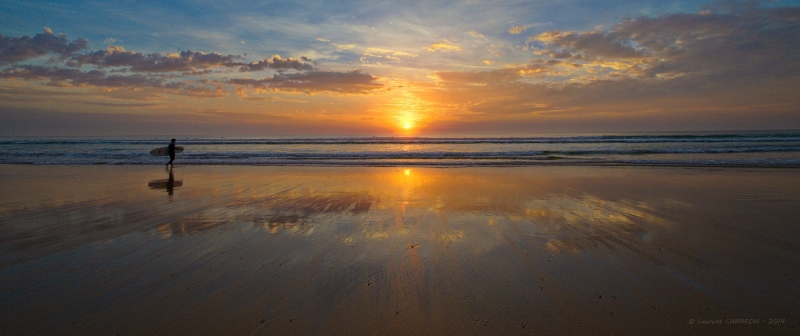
[{"x1": 149, "y1": 146, "x2": 184, "y2": 156}]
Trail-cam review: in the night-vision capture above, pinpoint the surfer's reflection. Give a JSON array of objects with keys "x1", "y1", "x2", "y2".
[{"x1": 148, "y1": 168, "x2": 183, "y2": 197}]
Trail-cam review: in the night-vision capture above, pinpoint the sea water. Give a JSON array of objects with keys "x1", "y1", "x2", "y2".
[{"x1": 1, "y1": 131, "x2": 799, "y2": 167}]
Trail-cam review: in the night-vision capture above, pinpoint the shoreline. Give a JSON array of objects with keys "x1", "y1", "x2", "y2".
[
  {"x1": 1, "y1": 165, "x2": 798, "y2": 334},
  {"x1": 3, "y1": 162, "x2": 800, "y2": 168}
]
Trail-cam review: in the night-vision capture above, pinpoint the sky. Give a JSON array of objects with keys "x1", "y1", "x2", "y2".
[{"x1": 1, "y1": 0, "x2": 799, "y2": 136}]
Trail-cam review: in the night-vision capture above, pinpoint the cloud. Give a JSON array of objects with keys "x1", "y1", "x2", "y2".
[
  {"x1": 615, "y1": 8, "x2": 800, "y2": 79},
  {"x1": 239, "y1": 55, "x2": 314, "y2": 72},
  {"x1": 435, "y1": 68, "x2": 523, "y2": 84},
  {"x1": 229, "y1": 70, "x2": 383, "y2": 95},
  {"x1": 509, "y1": 22, "x2": 551, "y2": 35},
  {"x1": 530, "y1": 30, "x2": 643, "y2": 60},
  {"x1": 434, "y1": 61, "x2": 562, "y2": 84},
  {"x1": 81, "y1": 101, "x2": 160, "y2": 107},
  {"x1": 0, "y1": 28, "x2": 88, "y2": 64},
  {"x1": 360, "y1": 48, "x2": 418, "y2": 63},
  {"x1": 3, "y1": 3, "x2": 798, "y2": 134},
  {"x1": 335, "y1": 43, "x2": 356, "y2": 50},
  {"x1": 508, "y1": 25, "x2": 530, "y2": 35},
  {"x1": 70, "y1": 47, "x2": 243, "y2": 72},
  {"x1": 427, "y1": 41, "x2": 460, "y2": 52},
  {"x1": 528, "y1": 5, "x2": 800, "y2": 81},
  {"x1": 1, "y1": 37, "x2": 376, "y2": 97},
  {"x1": 465, "y1": 30, "x2": 487, "y2": 40},
  {"x1": 0, "y1": 30, "x2": 382, "y2": 101},
  {"x1": 316, "y1": 37, "x2": 356, "y2": 50},
  {"x1": 165, "y1": 82, "x2": 229, "y2": 97},
  {"x1": 1, "y1": 65, "x2": 164, "y2": 87},
  {"x1": 412, "y1": 4, "x2": 800, "y2": 131},
  {"x1": 0, "y1": 64, "x2": 230, "y2": 98}
]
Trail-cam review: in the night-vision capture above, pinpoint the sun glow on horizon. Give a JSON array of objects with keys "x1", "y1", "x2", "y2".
[
  {"x1": 382, "y1": 91, "x2": 428, "y2": 135},
  {"x1": 397, "y1": 118, "x2": 419, "y2": 135}
]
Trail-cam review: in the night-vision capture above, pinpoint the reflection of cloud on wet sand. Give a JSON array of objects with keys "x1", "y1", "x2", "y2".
[
  {"x1": 523, "y1": 195, "x2": 677, "y2": 254},
  {"x1": 150, "y1": 167, "x2": 689, "y2": 263},
  {"x1": 139, "y1": 169, "x2": 685, "y2": 264},
  {"x1": 154, "y1": 192, "x2": 376, "y2": 237},
  {"x1": 252, "y1": 192, "x2": 374, "y2": 234},
  {"x1": 149, "y1": 167, "x2": 690, "y2": 263}
]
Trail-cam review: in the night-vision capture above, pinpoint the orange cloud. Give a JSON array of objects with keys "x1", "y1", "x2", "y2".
[
  {"x1": 508, "y1": 25, "x2": 530, "y2": 35},
  {"x1": 465, "y1": 30, "x2": 487, "y2": 40},
  {"x1": 427, "y1": 41, "x2": 460, "y2": 52}
]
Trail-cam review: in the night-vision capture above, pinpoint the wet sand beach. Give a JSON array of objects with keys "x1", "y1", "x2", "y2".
[{"x1": 0, "y1": 165, "x2": 798, "y2": 335}]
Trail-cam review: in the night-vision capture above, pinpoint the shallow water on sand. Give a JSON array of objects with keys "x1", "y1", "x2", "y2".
[{"x1": 0, "y1": 165, "x2": 798, "y2": 335}]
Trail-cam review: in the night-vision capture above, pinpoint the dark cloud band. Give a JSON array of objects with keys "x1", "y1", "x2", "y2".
[
  {"x1": 230, "y1": 70, "x2": 382, "y2": 95},
  {"x1": 0, "y1": 28, "x2": 88, "y2": 64}
]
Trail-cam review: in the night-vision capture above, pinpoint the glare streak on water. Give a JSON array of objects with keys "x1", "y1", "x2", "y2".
[{"x1": 1, "y1": 132, "x2": 799, "y2": 167}]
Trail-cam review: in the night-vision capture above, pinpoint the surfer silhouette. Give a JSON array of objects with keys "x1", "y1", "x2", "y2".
[{"x1": 166, "y1": 138, "x2": 177, "y2": 168}]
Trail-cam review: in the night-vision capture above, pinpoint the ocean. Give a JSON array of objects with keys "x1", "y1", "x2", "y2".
[{"x1": 1, "y1": 131, "x2": 799, "y2": 167}]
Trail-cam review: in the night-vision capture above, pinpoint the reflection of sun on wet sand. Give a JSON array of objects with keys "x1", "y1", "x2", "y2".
[{"x1": 0, "y1": 165, "x2": 798, "y2": 335}]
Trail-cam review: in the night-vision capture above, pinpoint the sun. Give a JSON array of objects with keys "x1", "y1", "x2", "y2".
[
  {"x1": 384, "y1": 91, "x2": 427, "y2": 135},
  {"x1": 399, "y1": 119, "x2": 419, "y2": 135}
]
